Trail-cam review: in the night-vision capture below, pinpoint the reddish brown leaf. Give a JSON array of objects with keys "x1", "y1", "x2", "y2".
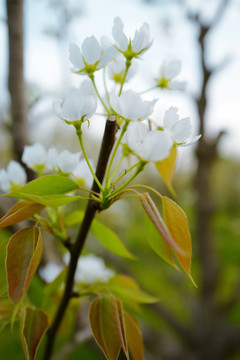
[
  {"x1": 21, "y1": 307, "x2": 48, "y2": 360},
  {"x1": 110, "y1": 296, "x2": 129, "y2": 358},
  {"x1": 0, "y1": 201, "x2": 45, "y2": 228},
  {"x1": 162, "y1": 196, "x2": 195, "y2": 284},
  {"x1": 139, "y1": 193, "x2": 182, "y2": 254},
  {"x1": 89, "y1": 297, "x2": 122, "y2": 360},
  {"x1": 124, "y1": 312, "x2": 144, "y2": 360},
  {"x1": 155, "y1": 145, "x2": 177, "y2": 196},
  {"x1": 6, "y1": 226, "x2": 43, "y2": 303}
]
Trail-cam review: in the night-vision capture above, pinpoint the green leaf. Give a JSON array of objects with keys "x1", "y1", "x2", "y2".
[
  {"x1": 64, "y1": 210, "x2": 84, "y2": 228},
  {"x1": 145, "y1": 214, "x2": 177, "y2": 268},
  {"x1": 108, "y1": 275, "x2": 158, "y2": 304},
  {"x1": 0, "y1": 201, "x2": 45, "y2": 228},
  {"x1": 12, "y1": 193, "x2": 81, "y2": 207},
  {"x1": 7, "y1": 175, "x2": 79, "y2": 197},
  {"x1": 89, "y1": 297, "x2": 122, "y2": 360},
  {"x1": 91, "y1": 220, "x2": 135, "y2": 260},
  {"x1": 124, "y1": 312, "x2": 144, "y2": 360},
  {"x1": 155, "y1": 146, "x2": 177, "y2": 197},
  {"x1": 110, "y1": 296, "x2": 129, "y2": 358},
  {"x1": 6, "y1": 227, "x2": 43, "y2": 304},
  {"x1": 21, "y1": 307, "x2": 48, "y2": 360},
  {"x1": 0, "y1": 299, "x2": 14, "y2": 332},
  {"x1": 162, "y1": 196, "x2": 196, "y2": 285}
]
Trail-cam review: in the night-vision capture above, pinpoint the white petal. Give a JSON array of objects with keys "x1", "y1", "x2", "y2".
[
  {"x1": 112, "y1": 17, "x2": 128, "y2": 51},
  {"x1": 46, "y1": 147, "x2": 58, "y2": 171},
  {"x1": 165, "y1": 61, "x2": 181, "y2": 79},
  {"x1": 7, "y1": 161, "x2": 27, "y2": 186},
  {"x1": 73, "y1": 159, "x2": 94, "y2": 188},
  {"x1": 171, "y1": 117, "x2": 192, "y2": 143},
  {"x1": 132, "y1": 23, "x2": 151, "y2": 53},
  {"x1": 144, "y1": 131, "x2": 172, "y2": 161},
  {"x1": 69, "y1": 43, "x2": 84, "y2": 70},
  {"x1": 57, "y1": 150, "x2": 80, "y2": 173},
  {"x1": 163, "y1": 107, "x2": 179, "y2": 130},
  {"x1": 169, "y1": 80, "x2": 187, "y2": 91},
  {"x1": 79, "y1": 80, "x2": 95, "y2": 96},
  {"x1": 98, "y1": 46, "x2": 117, "y2": 68},
  {"x1": 126, "y1": 122, "x2": 148, "y2": 155},
  {"x1": 181, "y1": 134, "x2": 201, "y2": 146},
  {"x1": 22, "y1": 143, "x2": 47, "y2": 168},
  {"x1": 0, "y1": 169, "x2": 10, "y2": 192},
  {"x1": 82, "y1": 36, "x2": 101, "y2": 64},
  {"x1": 61, "y1": 89, "x2": 84, "y2": 121}
]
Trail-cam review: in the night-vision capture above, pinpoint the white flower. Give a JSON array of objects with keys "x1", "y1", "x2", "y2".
[
  {"x1": 22, "y1": 143, "x2": 47, "y2": 172},
  {"x1": 112, "y1": 17, "x2": 152, "y2": 56},
  {"x1": 72, "y1": 159, "x2": 94, "y2": 188},
  {"x1": 110, "y1": 90, "x2": 157, "y2": 121},
  {"x1": 163, "y1": 107, "x2": 201, "y2": 145},
  {"x1": 39, "y1": 262, "x2": 63, "y2": 283},
  {"x1": 64, "y1": 253, "x2": 115, "y2": 284},
  {"x1": 108, "y1": 54, "x2": 136, "y2": 83},
  {"x1": 157, "y1": 61, "x2": 187, "y2": 90},
  {"x1": 47, "y1": 148, "x2": 81, "y2": 174},
  {"x1": 0, "y1": 160, "x2": 27, "y2": 192},
  {"x1": 55, "y1": 87, "x2": 97, "y2": 124},
  {"x1": 69, "y1": 36, "x2": 116, "y2": 73},
  {"x1": 126, "y1": 122, "x2": 172, "y2": 161}
]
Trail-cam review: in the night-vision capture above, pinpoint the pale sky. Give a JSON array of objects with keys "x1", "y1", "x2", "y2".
[{"x1": 1, "y1": 0, "x2": 240, "y2": 161}]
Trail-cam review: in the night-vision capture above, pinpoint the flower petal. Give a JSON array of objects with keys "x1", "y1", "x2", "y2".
[
  {"x1": 82, "y1": 36, "x2": 101, "y2": 64},
  {"x1": 112, "y1": 17, "x2": 128, "y2": 51},
  {"x1": 171, "y1": 117, "x2": 192, "y2": 143},
  {"x1": 69, "y1": 43, "x2": 84, "y2": 70}
]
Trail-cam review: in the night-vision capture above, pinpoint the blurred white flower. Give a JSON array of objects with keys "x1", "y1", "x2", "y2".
[
  {"x1": 126, "y1": 121, "x2": 172, "y2": 161},
  {"x1": 110, "y1": 90, "x2": 157, "y2": 121},
  {"x1": 55, "y1": 87, "x2": 97, "y2": 125},
  {"x1": 0, "y1": 161, "x2": 27, "y2": 192},
  {"x1": 72, "y1": 159, "x2": 94, "y2": 188},
  {"x1": 47, "y1": 148, "x2": 81, "y2": 174},
  {"x1": 112, "y1": 17, "x2": 152, "y2": 56},
  {"x1": 157, "y1": 60, "x2": 187, "y2": 90},
  {"x1": 39, "y1": 262, "x2": 63, "y2": 283},
  {"x1": 64, "y1": 253, "x2": 115, "y2": 284},
  {"x1": 69, "y1": 36, "x2": 116, "y2": 73},
  {"x1": 108, "y1": 54, "x2": 136, "y2": 83},
  {"x1": 22, "y1": 143, "x2": 48, "y2": 173},
  {"x1": 163, "y1": 107, "x2": 201, "y2": 145}
]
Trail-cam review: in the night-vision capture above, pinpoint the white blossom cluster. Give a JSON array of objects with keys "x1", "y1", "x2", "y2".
[{"x1": 40, "y1": 254, "x2": 115, "y2": 285}]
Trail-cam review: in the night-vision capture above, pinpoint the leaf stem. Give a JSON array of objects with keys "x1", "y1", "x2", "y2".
[
  {"x1": 118, "y1": 59, "x2": 131, "y2": 96},
  {"x1": 89, "y1": 74, "x2": 109, "y2": 114}
]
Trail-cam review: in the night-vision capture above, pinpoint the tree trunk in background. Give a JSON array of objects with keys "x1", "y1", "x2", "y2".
[{"x1": 7, "y1": 0, "x2": 28, "y2": 163}]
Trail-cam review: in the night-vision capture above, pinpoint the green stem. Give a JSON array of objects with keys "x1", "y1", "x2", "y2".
[
  {"x1": 105, "y1": 121, "x2": 128, "y2": 188},
  {"x1": 76, "y1": 127, "x2": 104, "y2": 192},
  {"x1": 138, "y1": 85, "x2": 157, "y2": 95},
  {"x1": 89, "y1": 74, "x2": 109, "y2": 114},
  {"x1": 118, "y1": 59, "x2": 131, "y2": 96},
  {"x1": 107, "y1": 162, "x2": 146, "y2": 199},
  {"x1": 103, "y1": 67, "x2": 110, "y2": 106},
  {"x1": 111, "y1": 161, "x2": 141, "y2": 187},
  {"x1": 107, "y1": 155, "x2": 124, "y2": 185}
]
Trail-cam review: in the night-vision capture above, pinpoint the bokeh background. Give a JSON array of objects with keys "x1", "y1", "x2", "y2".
[{"x1": 1, "y1": 0, "x2": 240, "y2": 359}]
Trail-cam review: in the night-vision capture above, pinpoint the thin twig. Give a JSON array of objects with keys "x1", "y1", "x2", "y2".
[{"x1": 43, "y1": 115, "x2": 118, "y2": 360}]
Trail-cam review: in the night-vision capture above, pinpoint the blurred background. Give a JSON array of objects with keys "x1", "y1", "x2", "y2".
[{"x1": 1, "y1": 0, "x2": 240, "y2": 359}]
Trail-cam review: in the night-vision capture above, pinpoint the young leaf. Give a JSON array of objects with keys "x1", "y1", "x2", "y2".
[
  {"x1": 155, "y1": 146, "x2": 177, "y2": 197},
  {"x1": 91, "y1": 220, "x2": 135, "y2": 260},
  {"x1": 124, "y1": 312, "x2": 144, "y2": 360},
  {"x1": 145, "y1": 214, "x2": 177, "y2": 268},
  {"x1": 21, "y1": 307, "x2": 48, "y2": 360},
  {"x1": 0, "y1": 300, "x2": 14, "y2": 331},
  {"x1": 6, "y1": 175, "x2": 79, "y2": 198},
  {"x1": 139, "y1": 193, "x2": 182, "y2": 254},
  {"x1": 64, "y1": 210, "x2": 84, "y2": 228},
  {"x1": 89, "y1": 297, "x2": 122, "y2": 360},
  {"x1": 0, "y1": 201, "x2": 45, "y2": 228},
  {"x1": 6, "y1": 226, "x2": 43, "y2": 304},
  {"x1": 0, "y1": 236, "x2": 9, "y2": 298},
  {"x1": 162, "y1": 196, "x2": 195, "y2": 284},
  {"x1": 108, "y1": 275, "x2": 158, "y2": 304},
  {"x1": 10, "y1": 193, "x2": 81, "y2": 207}
]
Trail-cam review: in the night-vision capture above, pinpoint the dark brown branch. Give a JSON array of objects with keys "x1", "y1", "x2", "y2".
[{"x1": 43, "y1": 115, "x2": 118, "y2": 360}]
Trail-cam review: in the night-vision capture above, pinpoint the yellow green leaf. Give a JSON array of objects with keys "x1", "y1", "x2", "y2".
[
  {"x1": 155, "y1": 146, "x2": 177, "y2": 197},
  {"x1": 0, "y1": 201, "x2": 45, "y2": 228},
  {"x1": 6, "y1": 226, "x2": 43, "y2": 303},
  {"x1": 110, "y1": 297, "x2": 129, "y2": 359},
  {"x1": 108, "y1": 275, "x2": 158, "y2": 304},
  {"x1": 89, "y1": 297, "x2": 121, "y2": 360},
  {"x1": 162, "y1": 196, "x2": 196, "y2": 285},
  {"x1": 21, "y1": 307, "x2": 48, "y2": 360},
  {"x1": 124, "y1": 312, "x2": 144, "y2": 360}
]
